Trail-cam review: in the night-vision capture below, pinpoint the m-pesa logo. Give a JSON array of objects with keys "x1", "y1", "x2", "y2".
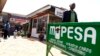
[{"x1": 49, "y1": 26, "x2": 96, "y2": 45}]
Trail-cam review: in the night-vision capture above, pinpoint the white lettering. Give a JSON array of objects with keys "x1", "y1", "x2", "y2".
[
  {"x1": 74, "y1": 27, "x2": 83, "y2": 41},
  {"x1": 61, "y1": 26, "x2": 67, "y2": 37},
  {"x1": 55, "y1": 26, "x2": 61, "y2": 39},
  {"x1": 50, "y1": 26, "x2": 55, "y2": 35},
  {"x1": 49, "y1": 26, "x2": 97, "y2": 45},
  {"x1": 68, "y1": 27, "x2": 74, "y2": 39},
  {"x1": 84, "y1": 27, "x2": 96, "y2": 45}
]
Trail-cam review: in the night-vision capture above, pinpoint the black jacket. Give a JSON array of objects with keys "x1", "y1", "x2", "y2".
[{"x1": 62, "y1": 11, "x2": 78, "y2": 22}]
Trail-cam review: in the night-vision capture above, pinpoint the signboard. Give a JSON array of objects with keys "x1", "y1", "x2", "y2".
[
  {"x1": 55, "y1": 8, "x2": 65, "y2": 18},
  {"x1": 10, "y1": 17, "x2": 28, "y2": 24},
  {"x1": 47, "y1": 22, "x2": 100, "y2": 56},
  {"x1": 10, "y1": 18, "x2": 15, "y2": 22}
]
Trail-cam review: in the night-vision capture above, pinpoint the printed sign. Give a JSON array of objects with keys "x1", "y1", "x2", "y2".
[
  {"x1": 47, "y1": 22, "x2": 100, "y2": 56},
  {"x1": 55, "y1": 8, "x2": 65, "y2": 18}
]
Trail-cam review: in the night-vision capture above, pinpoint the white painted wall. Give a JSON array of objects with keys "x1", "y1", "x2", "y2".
[{"x1": 31, "y1": 28, "x2": 39, "y2": 38}]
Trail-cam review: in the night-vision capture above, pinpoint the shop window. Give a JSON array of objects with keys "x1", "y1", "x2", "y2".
[
  {"x1": 33, "y1": 19, "x2": 37, "y2": 28},
  {"x1": 37, "y1": 15, "x2": 47, "y2": 33}
]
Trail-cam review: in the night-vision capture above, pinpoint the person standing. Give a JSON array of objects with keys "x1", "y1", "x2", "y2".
[
  {"x1": 62, "y1": 3, "x2": 78, "y2": 22},
  {"x1": 14, "y1": 30, "x2": 17, "y2": 39},
  {"x1": 3, "y1": 21, "x2": 10, "y2": 39},
  {"x1": 7, "y1": 22, "x2": 11, "y2": 37}
]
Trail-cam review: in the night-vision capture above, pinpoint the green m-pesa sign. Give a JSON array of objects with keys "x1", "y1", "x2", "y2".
[{"x1": 47, "y1": 22, "x2": 100, "y2": 56}]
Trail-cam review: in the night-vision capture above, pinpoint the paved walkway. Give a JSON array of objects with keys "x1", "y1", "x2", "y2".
[{"x1": 0, "y1": 36, "x2": 67, "y2": 56}]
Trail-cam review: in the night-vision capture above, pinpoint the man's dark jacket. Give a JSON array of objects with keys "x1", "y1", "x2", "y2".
[{"x1": 62, "y1": 11, "x2": 78, "y2": 22}]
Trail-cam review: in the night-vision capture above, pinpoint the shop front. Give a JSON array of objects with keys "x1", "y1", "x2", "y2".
[{"x1": 27, "y1": 5, "x2": 67, "y2": 40}]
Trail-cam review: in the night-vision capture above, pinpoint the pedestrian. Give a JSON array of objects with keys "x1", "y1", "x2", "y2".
[
  {"x1": 39, "y1": 31, "x2": 44, "y2": 41},
  {"x1": 7, "y1": 22, "x2": 11, "y2": 37},
  {"x1": 14, "y1": 30, "x2": 17, "y2": 39},
  {"x1": 62, "y1": 3, "x2": 78, "y2": 22},
  {"x1": 3, "y1": 21, "x2": 10, "y2": 39}
]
